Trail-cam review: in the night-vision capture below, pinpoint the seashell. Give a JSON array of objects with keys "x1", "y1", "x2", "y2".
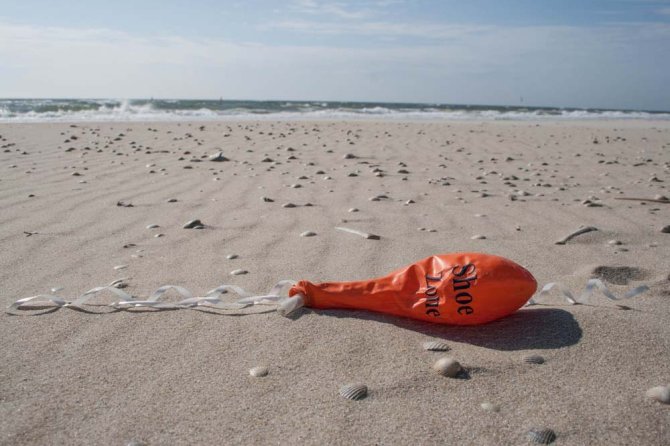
[
  {"x1": 230, "y1": 269, "x2": 248, "y2": 275},
  {"x1": 480, "y1": 402, "x2": 500, "y2": 412},
  {"x1": 645, "y1": 386, "x2": 670, "y2": 404},
  {"x1": 183, "y1": 219, "x2": 204, "y2": 229},
  {"x1": 300, "y1": 231, "x2": 317, "y2": 237},
  {"x1": 226, "y1": 254, "x2": 239, "y2": 260},
  {"x1": 339, "y1": 383, "x2": 368, "y2": 401},
  {"x1": 422, "y1": 341, "x2": 450, "y2": 352},
  {"x1": 432, "y1": 357, "x2": 461, "y2": 378},
  {"x1": 209, "y1": 151, "x2": 229, "y2": 162},
  {"x1": 527, "y1": 428, "x2": 557, "y2": 444},
  {"x1": 523, "y1": 355, "x2": 545, "y2": 365},
  {"x1": 146, "y1": 224, "x2": 159, "y2": 229},
  {"x1": 471, "y1": 234, "x2": 486, "y2": 240},
  {"x1": 114, "y1": 265, "x2": 128, "y2": 270},
  {"x1": 249, "y1": 366, "x2": 269, "y2": 377}
]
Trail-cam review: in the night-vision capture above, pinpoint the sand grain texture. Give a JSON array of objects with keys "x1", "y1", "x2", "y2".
[{"x1": 1, "y1": 120, "x2": 669, "y2": 445}]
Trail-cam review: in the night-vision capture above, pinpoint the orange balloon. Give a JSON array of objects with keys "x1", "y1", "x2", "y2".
[{"x1": 289, "y1": 253, "x2": 537, "y2": 325}]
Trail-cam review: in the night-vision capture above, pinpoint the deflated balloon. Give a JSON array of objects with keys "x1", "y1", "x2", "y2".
[{"x1": 289, "y1": 252, "x2": 537, "y2": 325}]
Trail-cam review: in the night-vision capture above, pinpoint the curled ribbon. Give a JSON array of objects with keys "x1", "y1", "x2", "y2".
[
  {"x1": 526, "y1": 279, "x2": 649, "y2": 306},
  {"x1": 7, "y1": 280, "x2": 296, "y2": 315}
]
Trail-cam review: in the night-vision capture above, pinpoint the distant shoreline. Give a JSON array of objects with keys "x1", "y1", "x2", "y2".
[{"x1": 2, "y1": 98, "x2": 669, "y2": 123}]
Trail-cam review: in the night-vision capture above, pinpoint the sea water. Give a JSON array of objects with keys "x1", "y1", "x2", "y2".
[{"x1": 1, "y1": 98, "x2": 668, "y2": 122}]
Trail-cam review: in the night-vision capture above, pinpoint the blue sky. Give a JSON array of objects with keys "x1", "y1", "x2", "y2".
[{"x1": 1, "y1": 0, "x2": 669, "y2": 110}]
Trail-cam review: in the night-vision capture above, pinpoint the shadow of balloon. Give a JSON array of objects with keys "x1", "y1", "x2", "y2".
[{"x1": 309, "y1": 307, "x2": 582, "y2": 351}]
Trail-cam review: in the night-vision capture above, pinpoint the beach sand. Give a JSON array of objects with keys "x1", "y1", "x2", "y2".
[{"x1": 1, "y1": 119, "x2": 669, "y2": 445}]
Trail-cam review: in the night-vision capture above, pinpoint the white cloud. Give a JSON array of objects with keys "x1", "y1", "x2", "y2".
[
  {"x1": 290, "y1": 0, "x2": 371, "y2": 20},
  {"x1": 0, "y1": 20, "x2": 668, "y2": 110}
]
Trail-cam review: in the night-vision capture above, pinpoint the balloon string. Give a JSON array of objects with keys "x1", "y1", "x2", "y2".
[
  {"x1": 526, "y1": 279, "x2": 649, "y2": 306},
  {"x1": 7, "y1": 278, "x2": 649, "y2": 314},
  {"x1": 6, "y1": 280, "x2": 296, "y2": 315}
]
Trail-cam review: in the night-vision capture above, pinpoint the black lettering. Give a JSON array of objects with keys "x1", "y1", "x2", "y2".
[
  {"x1": 458, "y1": 306, "x2": 474, "y2": 315},
  {"x1": 453, "y1": 275, "x2": 477, "y2": 290},
  {"x1": 425, "y1": 272, "x2": 443, "y2": 282},
  {"x1": 426, "y1": 286, "x2": 438, "y2": 296},
  {"x1": 452, "y1": 263, "x2": 475, "y2": 277},
  {"x1": 455, "y1": 292, "x2": 473, "y2": 305}
]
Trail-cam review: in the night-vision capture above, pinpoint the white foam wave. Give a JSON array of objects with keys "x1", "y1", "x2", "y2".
[{"x1": 1, "y1": 102, "x2": 668, "y2": 122}]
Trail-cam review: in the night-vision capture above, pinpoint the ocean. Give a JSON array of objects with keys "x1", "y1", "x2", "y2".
[{"x1": 1, "y1": 98, "x2": 668, "y2": 122}]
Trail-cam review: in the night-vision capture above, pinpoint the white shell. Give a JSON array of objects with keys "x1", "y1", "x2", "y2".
[
  {"x1": 249, "y1": 366, "x2": 269, "y2": 377},
  {"x1": 146, "y1": 224, "x2": 159, "y2": 229},
  {"x1": 645, "y1": 386, "x2": 670, "y2": 404},
  {"x1": 300, "y1": 231, "x2": 317, "y2": 237},
  {"x1": 339, "y1": 383, "x2": 368, "y2": 400},
  {"x1": 523, "y1": 354, "x2": 545, "y2": 365},
  {"x1": 527, "y1": 428, "x2": 557, "y2": 444},
  {"x1": 422, "y1": 341, "x2": 450, "y2": 352},
  {"x1": 480, "y1": 402, "x2": 500, "y2": 412},
  {"x1": 433, "y1": 357, "x2": 461, "y2": 378}
]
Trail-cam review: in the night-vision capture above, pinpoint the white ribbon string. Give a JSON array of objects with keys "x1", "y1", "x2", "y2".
[
  {"x1": 8, "y1": 278, "x2": 650, "y2": 315},
  {"x1": 7, "y1": 280, "x2": 296, "y2": 315},
  {"x1": 526, "y1": 279, "x2": 649, "y2": 306}
]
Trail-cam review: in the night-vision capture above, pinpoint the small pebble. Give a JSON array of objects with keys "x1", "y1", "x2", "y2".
[
  {"x1": 50, "y1": 287, "x2": 64, "y2": 293},
  {"x1": 608, "y1": 239, "x2": 622, "y2": 246},
  {"x1": 282, "y1": 203, "x2": 297, "y2": 208},
  {"x1": 114, "y1": 265, "x2": 128, "y2": 270},
  {"x1": 480, "y1": 402, "x2": 500, "y2": 412},
  {"x1": 471, "y1": 234, "x2": 486, "y2": 240},
  {"x1": 348, "y1": 208, "x2": 359, "y2": 213},
  {"x1": 226, "y1": 254, "x2": 239, "y2": 260},
  {"x1": 645, "y1": 385, "x2": 670, "y2": 404},
  {"x1": 249, "y1": 366, "x2": 269, "y2": 377},
  {"x1": 661, "y1": 225, "x2": 670, "y2": 234},
  {"x1": 432, "y1": 357, "x2": 461, "y2": 378},
  {"x1": 146, "y1": 224, "x2": 159, "y2": 229},
  {"x1": 300, "y1": 231, "x2": 317, "y2": 237},
  {"x1": 230, "y1": 269, "x2": 248, "y2": 275}
]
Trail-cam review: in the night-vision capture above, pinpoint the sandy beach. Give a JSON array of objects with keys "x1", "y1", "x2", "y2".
[{"x1": 1, "y1": 119, "x2": 669, "y2": 445}]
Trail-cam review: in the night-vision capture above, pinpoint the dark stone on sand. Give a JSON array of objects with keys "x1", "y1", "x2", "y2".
[{"x1": 661, "y1": 225, "x2": 670, "y2": 233}]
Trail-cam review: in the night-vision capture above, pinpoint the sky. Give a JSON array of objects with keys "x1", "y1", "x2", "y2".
[{"x1": 0, "y1": 0, "x2": 669, "y2": 110}]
